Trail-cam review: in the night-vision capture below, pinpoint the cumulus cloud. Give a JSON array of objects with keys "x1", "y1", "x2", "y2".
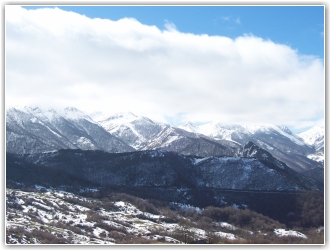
[{"x1": 5, "y1": 6, "x2": 324, "y2": 129}]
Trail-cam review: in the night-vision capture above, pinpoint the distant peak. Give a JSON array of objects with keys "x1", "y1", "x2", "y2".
[
  {"x1": 310, "y1": 124, "x2": 324, "y2": 130},
  {"x1": 276, "y1": 125, "x2": 293, "y2": 135},
  {"x1": 100, "y1": 112, "x2": 139, "y2": 123},
  {"x1": 19, "y1": 105, "x2": 60, "y2": 117},
  {"x1": 24, "y1": 105, "x2": 46, "y2": 113},
  {"x1": 62, "y1": 107, "x2": 87, "y2": 117},
  {"x1": 182, "y1": 121, "x2": 196, "y2": 127},
  {"x1": 64, "y1": 107, "x2": 80, "y2": 112},
  {"x1": 117, "y1": 111, "x2": 137, "y2": 117},
  {"x1": 178, "y1": 121, "x2": 201, "y2": 133},
  {"x1": 110, "y1": 112, "x2": 138, "y2": 119}
]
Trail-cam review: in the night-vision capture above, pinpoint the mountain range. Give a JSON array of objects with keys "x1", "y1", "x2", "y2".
[
  {"x1": 179, "y1": 122, "x2": 324, "y2": 172},
  {"x1": 6, "y1": 106, "x2": 134, "y2": 154},
  {"x1": 6, "y1": 105, "x2": 325, "y2": 244},
  {"x1": 6, "y1": 141, "x2": 319, "y2": 191},
  {"x1": 6, "y1": 106, "x2": 324, "y2": 174}
]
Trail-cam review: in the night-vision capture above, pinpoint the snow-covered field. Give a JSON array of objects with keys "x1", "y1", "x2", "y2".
[{"x1": 6, "y1": 186, "x2": 314, "y2": 244}]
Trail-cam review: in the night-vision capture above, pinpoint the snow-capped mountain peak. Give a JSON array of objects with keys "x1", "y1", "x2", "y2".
[
  {"x1": 242, "y1": 124, "x2": 305, "y2": 146},
  {"x1": 6, "y1": 105, "x2": 323, "y2": 172},
  {"x1": 7, "y1": 105, "x2": 95, "y2": 123},
  {"x1": 277, "y1": 125, "x2": 294, "y2": 135},
  {"x1": 61, "y1": 107, "x2": 95, "y2": 123},
  {"x1": 98, "y1": 112, "x2": 169, "y2": 150},
  {"x1": 297, "y1": 124, "x2": 324, "y2": 163},
  {"x1": 197, "y1": 122, "x2": 249, "y2": 141},
  {"x1": 178, "y1": 122, "x2": 200, "y2": 133},
  {"x1": 298, "y1": 125, "x2": 324, "y2": 146},
  {"x1": 100, "y1": 112, "x2": 138, "y2": 124},
  {"x1": 6, "y1": 105, "x2": 134, "y2": 154},
  {"x1": 193, "y1": 122, "x2": 306, "y2": 146}
]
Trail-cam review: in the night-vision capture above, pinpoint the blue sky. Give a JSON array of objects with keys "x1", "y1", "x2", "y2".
[
  {"x1": 23, "y1": 5, "x2": 324, "y2": 59},
  {"x1": 6, "y1": 5, "x2": 324, "y2": 132}
]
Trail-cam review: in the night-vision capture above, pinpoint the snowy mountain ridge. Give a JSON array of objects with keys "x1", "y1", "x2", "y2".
[
  {"x1": 297, "y1": 124, "x2": 324, "y2": 163},
  {"x1": 6, "y1": 106, "x2": 134, "y2": 154},
  {"x1": 6, "y1": 105, "x2": 319, "y2": 144},
  {"x1": 298, "y1": 125, "x2": 324, "y2": 149},
  {"x1": 98, "y1": 112, "x2": 169, "y2": 150},
  {"x1": 8, "y1": 105, "x2": 96, "y2": 124},
  {"x1": 6, "y1": 106, "x2": 324, "y2": 172},
  {"x1": 178, "y1": 121, "x2": 323, "y2": 171},
  {"x1": 192, "y1": 122, "x2": 305, "y2": 146}
]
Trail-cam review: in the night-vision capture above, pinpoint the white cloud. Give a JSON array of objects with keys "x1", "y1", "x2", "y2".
[
  {"x1": 5, "y1": 6, "x2": 324, "y2": 130},
  {"x1": 164, "y1": 20, "x2": 177, "y2": 32}
]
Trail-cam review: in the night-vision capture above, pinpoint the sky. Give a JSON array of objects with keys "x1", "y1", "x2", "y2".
[{"x1": 5, "y1": 5, "x2": 324, "y2": 132}]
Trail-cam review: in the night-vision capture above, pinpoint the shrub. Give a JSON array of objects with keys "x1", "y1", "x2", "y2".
[
  {"x1": 112, "y1": 193, "x2": 160, "y2": 215},
  {"x1": 30, "y1": 229, "x2": 64, "y2": 244}
]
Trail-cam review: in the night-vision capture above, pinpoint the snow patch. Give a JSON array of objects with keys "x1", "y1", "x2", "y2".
[
  {"x1": 274, "y1": 229, "x2": 307, "y2": 239},
  {"x1": 214, "y1": 231, "x2": 239, "y2": 240},
  {"x1": 220, "y1": 222, "x2": 238, "y2": 230},
  {"x1": 307, "y1": 153, "x2": 324, "y2": 162},
  {"x1": 193, "y1": 156, "x2": 212, "y2": 165},
  {"x1": 169, "y1": 202, "x2": 202, "y2": 213}
]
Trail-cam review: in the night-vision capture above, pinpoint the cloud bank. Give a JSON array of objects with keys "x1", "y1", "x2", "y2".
[{"x1": 5, "y1": 6, "x2": 324, "y2": 129}]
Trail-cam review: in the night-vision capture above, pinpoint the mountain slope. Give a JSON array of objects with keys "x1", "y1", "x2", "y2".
[
  {"x1": 7, "y1": 186, "x2": 322, "y2": 244},
  {"x1": 143, "y1": 126, "x2": 241, "y2": 158},
  {"x1": 6, "y1": 106, "x2": 134, "y2": 154},
  {"x1": 298, "y1": 125, "x2": 324, "y2": 150},
  {"x1": 98, "y1": 112, "x2": 169, "y2": 150},
  {"x1": 7, "y1": 143, "x2": 318, "y2": 191},
  {"x1": 180, "y1": 122, "x2": 319, "y2": 172},
  {"x1": 6, "y1": 106, "x2": 323, "y2": 173},
  {"x1": 297, "y1": 125, "x2": 324, "y2": 163},
  {"x1": 240, "y1": 141, "x2": 319, "y2": 191},
  {"x1": 98, "y1": 113, "x2": 241, "y2": 158}
]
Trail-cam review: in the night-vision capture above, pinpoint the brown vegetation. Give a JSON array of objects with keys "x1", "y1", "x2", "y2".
[{"x1": 6, "y1": 187, "x2": 324, "y2": 244}]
